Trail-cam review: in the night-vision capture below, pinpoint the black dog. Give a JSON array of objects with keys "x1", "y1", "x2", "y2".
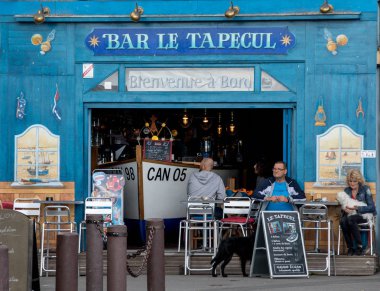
[{"x1": 211, "y1": 235, "x2": 255, "y2": 277}]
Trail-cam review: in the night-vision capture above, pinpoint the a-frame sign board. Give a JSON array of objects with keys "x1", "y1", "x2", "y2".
[{"x1": 249, "y1": 211, "x2": 309, "y2": 278}]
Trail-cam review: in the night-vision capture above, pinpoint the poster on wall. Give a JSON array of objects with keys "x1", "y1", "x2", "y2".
[{"x1": 92, "y1": 169, "x2": 125, "y2": 225}]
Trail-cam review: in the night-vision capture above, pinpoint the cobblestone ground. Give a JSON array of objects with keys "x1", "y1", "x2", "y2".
[{"x1": 39, "y1": 272, "x2": 380, "y2": 291}]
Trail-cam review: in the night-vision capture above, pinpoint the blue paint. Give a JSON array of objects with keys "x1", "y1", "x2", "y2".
[
  {"x1": 0, "y1": 1, "x2": 378, "y2": 243},
  {"x1": 85, "y1": 27, "x2": 296, "y2": 56}
]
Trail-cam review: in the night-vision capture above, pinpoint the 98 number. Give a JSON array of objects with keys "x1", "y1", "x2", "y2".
[{"x1": 124, "y1": 167, "x2": 135, "y2": 180}]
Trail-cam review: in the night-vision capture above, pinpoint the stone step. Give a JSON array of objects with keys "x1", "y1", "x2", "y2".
[{"x1": 41, "y1": 250, "x2": 379, "y2": 277}]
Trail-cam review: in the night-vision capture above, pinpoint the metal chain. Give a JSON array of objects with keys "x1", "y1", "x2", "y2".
[
  {"x1": 126, "y1": 226, "x2": 155, "y2": 277},
  {"x1": 94, "y1": 221, "x2": 108, "y2": 247}
]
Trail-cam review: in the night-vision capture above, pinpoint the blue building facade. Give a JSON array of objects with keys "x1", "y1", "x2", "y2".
[{"x1": 0, "y1": 1, "x2": 378, "y2": 242}]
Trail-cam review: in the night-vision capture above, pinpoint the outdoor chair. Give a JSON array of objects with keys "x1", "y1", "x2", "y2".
[
  {"x1": 13, "y1": 197, "x2": 41, "y2": 223},
  {"x1": 183, "y1": 202, "x2": 218, "y2": 275},
  {"x1": 337, "y1": 216, "x2": 376, "y2": 256},
  {"x1": 78, "y1": 197, "x2": 113, "y2": 253},
  {"x1": 299, "y1": 203, "x2": 336, "y2": 276},
  {"x1": 40, "y1": 205, "x2": 76, "y2": 276},
  {"x1": 218, "y1": 197, "x2": 255, "y2": 241}
]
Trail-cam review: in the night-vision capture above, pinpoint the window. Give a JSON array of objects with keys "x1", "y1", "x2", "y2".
[
  {"x1": 14, "y1": 124, "x2": 60, "y2": 182},
  {"x1": 316, "y1": 124, "x2": 363, "y2": 185}
]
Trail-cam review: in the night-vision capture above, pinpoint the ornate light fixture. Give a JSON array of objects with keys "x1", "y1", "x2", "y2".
[
  {"x1": 320, "y1": 1, "x2": 334, "y2": 14},
  {"x1": 180, "y1": 109, "x2": 192, "y2": 128},
  {"x1": 228, "y1": 111, "x2": 236, "y2": 135},
  {"x1": 130, "y1": 3, "x2": 144, "y2": 22},
  {"x1": 225, "y1": 1, "x2": 240, "y2": 19},
  {"x1": 33, "y1": 4, "x2": 50, "y2": 24}
]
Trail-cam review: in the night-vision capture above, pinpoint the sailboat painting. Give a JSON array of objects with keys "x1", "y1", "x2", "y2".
[
  {"x1": 14, "y1": 124, "x2": 60, "y2": 182},
  {"x1": 317, "y1": 124, "x2": 363, "y2": 184}
]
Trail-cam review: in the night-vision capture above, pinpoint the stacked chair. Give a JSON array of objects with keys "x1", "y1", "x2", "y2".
[
  {"x1": 183, "y1": 199, "x2": 218, "y2": 275},
  {"x1": 299, "y1": 203, "x2": 336, "y2": 276},
  {"x1": 40, "y1": 205, "x2": 76, "y2": 276}
]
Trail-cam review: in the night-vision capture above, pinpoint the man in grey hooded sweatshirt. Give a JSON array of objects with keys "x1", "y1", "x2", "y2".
[{"x1": 187, "y1": 158, "x2": 226, "y2": 219}]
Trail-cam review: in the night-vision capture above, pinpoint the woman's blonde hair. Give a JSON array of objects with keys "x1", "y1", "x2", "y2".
[{"x1": 346, "y1": 169, "x2": 365, "y2": 186}]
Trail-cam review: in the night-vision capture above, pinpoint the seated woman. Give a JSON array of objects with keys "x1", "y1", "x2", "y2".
[{"x1": 340, "y1": 169, "x2": 377, "y2": 256}]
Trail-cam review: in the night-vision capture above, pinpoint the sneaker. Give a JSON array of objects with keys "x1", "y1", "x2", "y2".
[
  {"x1": 347, "y1": 248, "x2": 355, "y2": 256},
  {"x1": 355, "y1": 247, "x2": 365, "y2": 256}
]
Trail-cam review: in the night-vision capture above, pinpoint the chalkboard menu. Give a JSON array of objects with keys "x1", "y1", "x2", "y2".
[
  {"x1": 0, "y1": 210, "x2": 33, "y2": 290},
  {"x1": 250, "y1": 211, "x2": 308, "y2": 278},
  {"x1": 143, "y1": 140, "x2": 172, "y2": 162}
]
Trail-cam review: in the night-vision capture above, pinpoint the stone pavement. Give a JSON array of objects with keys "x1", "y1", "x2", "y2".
[{"x1": 39, "y1": 273, "x2": 380, "y2": 291}]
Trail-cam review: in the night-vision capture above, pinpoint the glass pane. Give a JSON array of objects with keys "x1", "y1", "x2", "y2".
[
  {"x1": 38, "y1": 128, "x2": 59, "y2": 149},
  {"x1": 319, "y1": 127, "x2": 340, "y2": 150},
  {"x1": 91, "y1": 71, "x2": 118, "y2": 91},
  {"x1": 341, "y1": 151, "x2": 361, "y2": 164},
  {"x1": 341, "y1": 164, "x2": 361, "y2": 180},
  {"x1": 17, "y1": 127, "x2": 37, "y2": 148},
  {"x1": 319, "y1": 166, "x2": 339, "y2": 180},
  {"x1": 319, "y1": 151, "x2": 339, "y2": 166},
  {"x1": 342, "y1": 129, "x2": 361, "y2": 149},
  {"x1": 17, "y1": 151, "x2": 34, "y2": 166}
]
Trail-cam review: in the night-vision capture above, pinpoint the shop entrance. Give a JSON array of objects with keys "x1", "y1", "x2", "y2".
[
  {"x1": 89, "y1": 107, "x2": 284, "y2": 190},
  {"x1": 86, "y1": 106, "x2": 290, "y2": 245}
]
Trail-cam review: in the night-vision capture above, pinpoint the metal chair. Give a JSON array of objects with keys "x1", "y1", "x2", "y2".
[
  {"x1": 78, "y1": 197, "x2": 113, "y2": 253},
  {"x1": 218, "y1": 197, "x2": 255, "y2": 240},
  {"x1": 337, "y1": 216, "x2": 376, "y2": 256},
  {"x1": 184, "y1": 203, "x2": 218, "y2": 275},
  {"x1": 40, "y1": 205, "x2": 76, "y2": 276},
  {"x1": 178, "y1": 197, "x2": 216, "y2": 252},
  {"x1": 13, "y1": 198, "x2": 41, "y2": 223},
  {"x1": 299, "y1": 203, "x2": 335, "y2": 276}
]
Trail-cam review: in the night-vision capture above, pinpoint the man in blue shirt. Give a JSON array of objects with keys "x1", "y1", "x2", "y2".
[{"x1": 253, "y1": 161, "x2": 305, "y2": 211}]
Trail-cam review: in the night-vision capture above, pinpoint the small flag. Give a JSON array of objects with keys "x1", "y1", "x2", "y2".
[
  {"x1": 16, "y1": 91, "x2": 26, "y2": 119},
  {"x1": 52, "y1": 83, "x2": 61, "y2": 120}
]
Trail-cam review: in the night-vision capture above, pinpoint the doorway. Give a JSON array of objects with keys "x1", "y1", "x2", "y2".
[{"x1": 89, "y1": 107, "x2": 283, "y2": 190}]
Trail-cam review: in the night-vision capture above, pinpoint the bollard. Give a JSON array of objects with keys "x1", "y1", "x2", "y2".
[
  {"x1": 86, "y1": 214, "x2": 104, "y2": 291},
  {"x1": 0, "y1": 245, "x2": 9, "y2": 291},
  {"x1": 146, "y1": 219, "x2": 165, "y2": 291},
  {"x1": 56, "y1": 233, "x2": 78, "y2": 291},
  {"x1": 107, "y1": 225, "x2": 128, "y2": 291}
]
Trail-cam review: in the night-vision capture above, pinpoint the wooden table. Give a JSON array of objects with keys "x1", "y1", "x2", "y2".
[{"x1": 294, "y1": 200, "x2": 339, "y2": 207}]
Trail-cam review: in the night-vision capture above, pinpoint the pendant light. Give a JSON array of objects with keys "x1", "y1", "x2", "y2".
[
  {"x1": 228, "y1": 111, "x2": 236, "y2": 135},
  {"x1": 201, "y1": 109, "x2": 212, "y2": 130},
  {"x1": 180, "y1": 109, "x2": 192, "y2": 128},
  {"x1": 217, "y1": 112, "x2": 223, "y2": 136}
]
